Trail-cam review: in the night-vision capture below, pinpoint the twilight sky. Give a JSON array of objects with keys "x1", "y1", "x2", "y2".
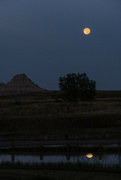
[{"x1": 0, "y1": 0, "x2": 121, "y2": 90}]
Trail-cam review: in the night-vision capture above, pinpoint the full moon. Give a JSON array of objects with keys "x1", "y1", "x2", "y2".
[{"x1": 83, "y1": 28, "x2": 91, "y2": 35}]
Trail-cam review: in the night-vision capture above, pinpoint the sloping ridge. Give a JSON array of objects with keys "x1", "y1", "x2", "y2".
[{"x1": 0, "y1": 74, "x2": 47, "y2": 96}]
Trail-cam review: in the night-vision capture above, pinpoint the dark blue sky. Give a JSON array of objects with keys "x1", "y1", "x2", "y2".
[{"x1": 0, "y1": 0, "x2": 121, "y2": 90}]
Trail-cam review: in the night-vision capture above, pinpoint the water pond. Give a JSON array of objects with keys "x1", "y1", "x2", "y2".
[{"x1": 0, "y1": 153, "x2": 121, "y2": 168}]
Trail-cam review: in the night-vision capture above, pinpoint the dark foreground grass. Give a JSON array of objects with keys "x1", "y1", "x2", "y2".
[
  {"x1": 0, "y1": 91, "x2": 121, "y2": 140},
  {"x1": 0, "y1": 161, "x2": 121, "y2": 172},
  {"x1": 0, "y1": 169, "x2": 121, "y2": 180}
]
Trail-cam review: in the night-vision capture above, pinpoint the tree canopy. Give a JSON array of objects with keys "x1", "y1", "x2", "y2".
[{"x1": 59, "y1": 73, "x2": 96, "y2": 101}]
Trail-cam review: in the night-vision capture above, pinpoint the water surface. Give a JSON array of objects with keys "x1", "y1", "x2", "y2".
[{"x1": 0, "y1": 153, "x2": 120, "y2": 168}]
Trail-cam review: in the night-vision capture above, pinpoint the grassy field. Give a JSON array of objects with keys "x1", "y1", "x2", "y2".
[
  {"x1": 0, "y1": 90, "x2": 121, "y2": 140},
  {"x1": 0, "y1": 169, "x2": 121, "y2": 180},
  {"x1": 0, "y1": 91, "x2": 121, "y2": 179}
]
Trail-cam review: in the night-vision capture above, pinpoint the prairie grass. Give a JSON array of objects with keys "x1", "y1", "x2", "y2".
[
  {"x1": 0, "y1": 91, "x2": 121, "y2": 139},
  {"x1": 0, "y1": 161, "x2": 121, "y2": 173},
  {"x1": 0, "y1": 169, "x2": 121, "y2": 180}
]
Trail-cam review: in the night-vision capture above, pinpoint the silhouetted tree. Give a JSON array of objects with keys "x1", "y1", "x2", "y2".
[{"x1": 59, "y1": 73, "x2": 96, "y2": 101}]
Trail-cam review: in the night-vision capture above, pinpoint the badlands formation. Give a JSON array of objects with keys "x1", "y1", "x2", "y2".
[{"x1": 0, "y1": 74, "x2": 47, "y2": 96}]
